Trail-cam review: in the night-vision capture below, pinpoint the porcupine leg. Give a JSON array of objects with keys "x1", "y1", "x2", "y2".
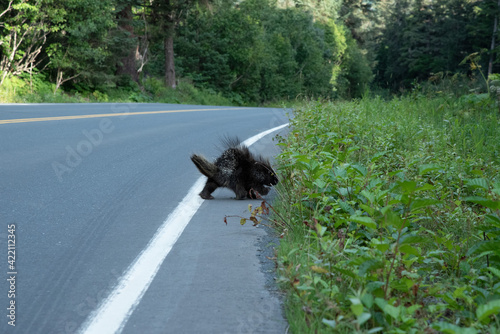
[
  {"x1": 199, "y1": 178, "x2": 218, "y2": 199},
  {"x1": 234, "y1": 184, "x2": 248, "y2": 200}
]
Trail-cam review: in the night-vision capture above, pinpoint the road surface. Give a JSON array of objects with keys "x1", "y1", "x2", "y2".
[{"x1": 0, "y1": 103, "x2": 289, "y2": 333}]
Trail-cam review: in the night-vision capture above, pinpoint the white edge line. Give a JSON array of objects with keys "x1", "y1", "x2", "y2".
[
  {"x1": 241, "y1": 123, "x2": 288, "y2": 147},
  {"x1": 77, "y1": 122, "x2": 289, "y2": 334}
]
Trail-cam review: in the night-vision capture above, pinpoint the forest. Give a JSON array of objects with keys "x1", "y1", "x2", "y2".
[{"x1": 1, "y1": 0, "x2": 500, "y2": 103}]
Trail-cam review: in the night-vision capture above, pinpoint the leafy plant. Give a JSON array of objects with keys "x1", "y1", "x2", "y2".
[{"x1": 274, "y1": 96, "x2": 500, "y2": 333}]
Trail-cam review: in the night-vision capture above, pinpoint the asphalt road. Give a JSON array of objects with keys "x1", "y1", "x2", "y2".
[{"x1": 0, "y1": 103, "x2": 289, "y2": 334}]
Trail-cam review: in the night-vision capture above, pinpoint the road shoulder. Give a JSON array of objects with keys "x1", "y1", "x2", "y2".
[{"x1": 121, "y1": 131, "x2": 289, "y2": 333}]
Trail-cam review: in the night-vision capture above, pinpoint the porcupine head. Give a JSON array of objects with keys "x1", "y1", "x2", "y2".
[{"x1": 190, "y1": 138, "x2": 278, "y2": 200}]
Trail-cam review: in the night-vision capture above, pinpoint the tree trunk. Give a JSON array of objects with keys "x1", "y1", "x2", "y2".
[
  {"x1": 488, "y1": 0, "x2": 500, "y2": 77},
  {"x1": 164, "y1": 26, "x2": 176, "y2": 89},
  {"x1": 116, "y1": 4, "x2": 138, "y2": 82}
]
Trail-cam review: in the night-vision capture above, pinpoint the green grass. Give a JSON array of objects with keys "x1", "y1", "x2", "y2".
[
  {"x1": 273, "y1": 95, "x2": 500, "y2": 333},
  {"x1": 0, "y1": 75, "x2": 239, "y2": 106}
]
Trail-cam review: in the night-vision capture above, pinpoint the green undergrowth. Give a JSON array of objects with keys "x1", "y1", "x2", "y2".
[
  {"x1": 273, "y1": 96, "x2": 500, "y2": 333},
  {"x1": 0, "y1": 75, "x2": 237, "y2": 106}
]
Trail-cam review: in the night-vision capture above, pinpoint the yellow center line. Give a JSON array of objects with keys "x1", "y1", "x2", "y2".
[{"x1": 0, "y1": 107, "x2": 248, "y2": 125}]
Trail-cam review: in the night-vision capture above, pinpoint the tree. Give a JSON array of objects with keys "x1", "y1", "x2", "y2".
[
  {"x1": 149, "y1": 0, "x2": 211, "y2": 88},
  {"x1": 174, "y1": 0, "x2": 353, "y2": 101},
  {"x1": 115, "y1": 0, "x2": 140, "y2": 82},
  {"x1": 488, "y1": 0, "x2": 500, "y2": 77},
  {"x1": 374, "y1": 0, "x2": 498, "y2": 91},
  {"x1": 276, "y1": 0, "x2": 342, "y2": 21},
  {"x1": 0, "y1": 0, "x2": 64, "y2": 85},
  {"x1": 374, "y1": 0, "x2": 412, "y2": 89},
  {"x1": 46, "y1": 0, "x2": 117, "y2": 93}
]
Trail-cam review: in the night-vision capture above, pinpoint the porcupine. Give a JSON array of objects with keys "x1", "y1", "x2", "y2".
[{"x1": 190, "y1": 137, "x2": 279, "y2": 199}]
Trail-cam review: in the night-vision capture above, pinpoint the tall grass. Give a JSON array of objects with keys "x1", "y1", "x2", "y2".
[{"x1": 274, "y1": 95, "x2": 500, "y2": 333}]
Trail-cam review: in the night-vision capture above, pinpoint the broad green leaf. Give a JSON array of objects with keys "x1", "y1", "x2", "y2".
[
  {"x1": 349, "y1": 257, "x2": 372, "y2": 266},
  {"x1": 465, "y1": 178, "x2": 489, "y2": 190},
  {"x1": 388, "y1": 169, "x2": 404, "y2": 177},
  {"x1": 297, "y1": 284, "x2": 315, "y2": 291},
  {"x1": 294, "y1": 155, "x2": 310, "y2": 163},
  {"x1": 348, "y1": 146, "x2": 361, "y2": 154},
  {"x1": 366, "y1": 281, "x2": 385, "y2": 292},
  {"x1": 402, "y1": 270, "x2": 420, "y2": 279},
  {"x1": 411, "y1": 198, "x2": 442, "y2": 211},
  {"x1": 361, "y1": 293, "x2": 374, "y2": 308},
  {"x1": 374, "y1": 298, "x2": 387, "y2": 309},
  {"x1": 488, "y1": 267, "x2": 500, "y2": 279},
  {"x1": 432, "y1": 321, "x2": 478, "y2": 334},
  {"x1": 414, "y1": 183, "x2": 435, "y2": 192},
  {"x1": 485, "y1": 214, "x2": 500, "y2": 227},
  {"x1": 313, "y1": 168, "x2": 328, "y2": 180},
  {"x1": 315, "y1": 223, "x2": 326, "y2": 237},
  {"x1": 442, "y1": 293, "x2": 460, "y2": 309},
  {"x1": 399, "y1": 235, "x2": 431, "y2": 245},
  {"x1": 352, "y1": 164, "x2": 367, "y2": 176},
  {"x1": 313, "y1": 178, "x2": 327, "y2": 189},
  {"x1": 331, "y1": 265, "x2": 357, "y2": 278},
  {"x1": 361, "y1": 190, "x2": 375, "y2": 204},
  {"x1": 466, "y1": 240, "x2": 500, "y2": 257},
  {"x1": 380, "y1": 205, "x2": 393, "y2": 215},
  {"x1": 371, "y1": 239, "x2": 390, "y2": 252},
  {"x1": 384, "y1": 304, "x2": 400, "y2": 319},
  {"x1": 338, "y1": 187, "x2": 352, "y2": 197},
  {"x1": 356, "y1": 312, "x2": 371, "y2": 325},
  {"x1": 493, "y1": 184, "x2": 500, "y2": 196},
  {"x1": 472, "y1": 285, "x2": 491, "y2": 300},
  {"x1": 407, "y1": 304, "x2": 421, "y2": 315},
  {"x1": 371, "y1": 151, "x2": 387, "y2": 162},
  {"x1": 384, "y1": 210, "x2": 404, "y2": 229},
  {"x1": 476, "y1": 299, "x2": 500, "y2": 322},
  {"x1": 391, "y1": 279, "x2": 410, "y2": 292},
  {"x1": 358, "y1": 259, "x2": 383, "y2": 276},
  {"x1": 418, "y1": 164, "x2": 440, "y2": 175},
  {"x1": 350, "y1": 215, "x2": 377, "y2": 229},
  {"x1": 464, "y1": 196, "x2": 500, "y2": 210},
  {"x1": 452, "y1": 286, "x2": 468, "y2": 299},
  {"x1": 349, "y1": 297, "x2": 364, "y2": 316},
  {"x1": 359, "y1": 204, "x2": 375, "y2": 216},
  {"x1": 375, "y1": 298, "x2": 400, "y2": 319},
  {"x1": 400, "y1": 194, "x2": 410, "y2": 205},
  {"x1": 398, "y1": 180, "x2": 417, "y2": 193},
  {"x1": 338, "y1": 200, "x2": 355, "y2": 214},
  {"x1": 399, "y1": 244, "x2": 421, "y2": 256}
]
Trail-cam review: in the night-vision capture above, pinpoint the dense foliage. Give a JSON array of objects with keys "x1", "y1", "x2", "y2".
[
  {"x1": 374, "y1": 0, "x2": 500, "y2": 91},
  {"x1": 3, "y1": 0, "x2": 499, "y2": 102},
  {"x1": 174, "y1": 0, "x2": 350, "y2": 102},
  {"x1": 0, "y1": 0, "x2": 367, "y2": 103},
  {"x1": 273, "y1": 94, "x2": 500, "y2": 333}
]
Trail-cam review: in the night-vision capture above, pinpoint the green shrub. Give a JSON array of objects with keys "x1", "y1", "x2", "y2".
[
  {"x1": 275, "y1": 96, "x2": 500, "y2": 333},
  {"x1": 142, "y1": 77, "x2": 234, "y2": 105}
]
